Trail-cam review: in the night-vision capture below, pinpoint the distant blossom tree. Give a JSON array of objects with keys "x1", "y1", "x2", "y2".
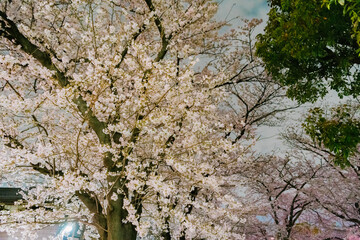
[
  {"x1": 240, "y1": 151, "x2": 360, "y2": 240},
  {"x1": 241, "y1": 155, "x2": 322, "y2": 240},
  {"x1": 285, "y1": 127, "x2": 360, "y2": 230}
]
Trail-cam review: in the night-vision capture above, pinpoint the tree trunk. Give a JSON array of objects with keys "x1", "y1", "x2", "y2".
[
  {"x1": 161, "y1": 217, "x2": 171, "y2": 240},
  {"x1": 106, "y1": 187, "x2": 137, "y2": 240},
  {"x1": 94, "y1": 213, "x2": 108, "y2": 240}
]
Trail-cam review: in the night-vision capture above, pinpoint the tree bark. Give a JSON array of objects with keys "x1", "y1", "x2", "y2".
[
  {"x1": 106, "y1": 175, "x2": 137, "y2": 240},
  {"x1": 107, "y1": 194, "x2": 137, "y2": 240}
]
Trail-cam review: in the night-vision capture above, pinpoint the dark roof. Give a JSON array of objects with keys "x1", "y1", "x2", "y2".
[{"x1": 0, "y1": 188, "x2": 23, "y2": 205}]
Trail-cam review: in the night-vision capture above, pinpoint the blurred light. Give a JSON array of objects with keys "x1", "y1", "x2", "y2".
[{"x1": 63, "y1": 224, "x2": 73, "y2": 234}]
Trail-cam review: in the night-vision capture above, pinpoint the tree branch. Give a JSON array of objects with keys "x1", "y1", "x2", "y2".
[
  {"x1": 144, "y1": 0, "x2": 172, "y2": 62},
  {"x1": 0, "y1": 11, "x2": 68, "y2": 87},
  {"x1": 0, "y1": 10, "x2": 112, "y2": 151},
  {"x1": 75, "y1": 190, "x2": 108, "y2": 238},
  {"x1": 115, "y1": 23, "x2": 146, "y2": 68}
]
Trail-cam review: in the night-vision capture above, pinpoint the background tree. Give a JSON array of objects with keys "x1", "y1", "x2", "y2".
[
  {"x1": 303, "y1": 104, "x2": 360, "y2": 167},
  {"x1": 240, "y1": 148, "x2": 360, "y2": 239},
  {"x1": 214, "y1": 19, "x2": 299, "y2": 144},
  {"x1": 256, "y1": 0, "x2": 360, "y2": 103},
  {"x1": 285, "y1": 127, "x2": 360, "y2": 231},
  {"x1": 204, "y1": 18, "x2": 301, "y2": 238},
  {"x1": 218, "y1": 0, "x2": 360, "y2": 238},
  {"x1": 257, "y1": 0, "x2": 360, "y2": 168},
  {"x1": 241, "y1": 155, "x2": 322, "y2": 240}
]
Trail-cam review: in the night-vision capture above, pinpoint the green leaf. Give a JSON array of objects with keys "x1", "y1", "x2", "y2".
[{"x1": 338, "y1": 0, "x2": 344, "y2": 5}]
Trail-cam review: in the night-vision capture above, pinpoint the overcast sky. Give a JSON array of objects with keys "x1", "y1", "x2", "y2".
[
  {"x1": 216, "y1": 0, "x2": 269, "y2": 28},
  {"x1": 218, "y1": 0, "x2": 268, "y2": 19},
  {"x1": 214, "y1": 0, "x2": 270, "y2": 47}
]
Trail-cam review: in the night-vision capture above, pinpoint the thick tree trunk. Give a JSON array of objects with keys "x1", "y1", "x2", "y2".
[
  {"x1": 106, "y1": 179, "x2": 137, "y2": 240},
  {"x1": 94, "y1": 214, "x2": 108, "y2": 240},
  {"x1": 107, "y1": 194, "x2": 137, "y2": 240}
]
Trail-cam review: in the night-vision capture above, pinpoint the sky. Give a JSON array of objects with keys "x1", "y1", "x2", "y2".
[
  {"x1": 217, "y1": 0, "x2": 269, "y2": 20},
  {"x1": 216, "y1": 0, "x2": 269, "y2": 36}
]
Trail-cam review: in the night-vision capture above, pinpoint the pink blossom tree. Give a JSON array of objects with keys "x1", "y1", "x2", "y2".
[
  {"x1": 240, "y1": 151, "x2": 359, "y2": 240},
  {"x1": 286, "y1": 129, "x2": 360, "y2": 230}
]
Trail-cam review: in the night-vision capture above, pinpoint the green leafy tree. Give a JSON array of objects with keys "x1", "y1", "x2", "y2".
[
  {"x1": 256, "y1": 0, "x2": 360, "y2": 103},
  {"x1": 303, "y1": 105, "x2": 360, "y2": 167},
  {"x1": 257, "y1": 0, "x2": 360, "y2": 167}
]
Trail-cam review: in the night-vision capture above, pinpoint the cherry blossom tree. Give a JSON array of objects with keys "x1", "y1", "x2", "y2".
[
  {"x1": 240, "y1": 150, "x2": 360, "y2": 240},
  {"x1": 0, "y1": 0, "x2": 259, "y2": 239},
  {"x1": 240, "y1": 155, "x2": 320, "y2": 239},
  {"x1": 285, "y1": 128, "x2": 360, "y2": 230},
  {"x1": 214, "y1": 18, "x2": 299, "y2": 145},
  {"x1": 238, "y1": 124, "x2": 360, "y2": 239}
]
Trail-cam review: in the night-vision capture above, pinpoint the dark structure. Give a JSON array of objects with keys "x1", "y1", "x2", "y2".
[{"x1": 0, "y1": 188, "x2": 22, "y2": 205}]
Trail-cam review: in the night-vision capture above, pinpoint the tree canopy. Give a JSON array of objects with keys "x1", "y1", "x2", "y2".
[
  {"x1": 257, "y1": 0, "x2": 360, "y2": 167},
  {"x1": 303, "y1": 105, "x2": 360, "y2": 167},
  {"x1": 256, "y1": 0, "x2": 360, "y2": 103},
  {"x1": 324, "y1": 0, "x2": 360, "y2": 48}
]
